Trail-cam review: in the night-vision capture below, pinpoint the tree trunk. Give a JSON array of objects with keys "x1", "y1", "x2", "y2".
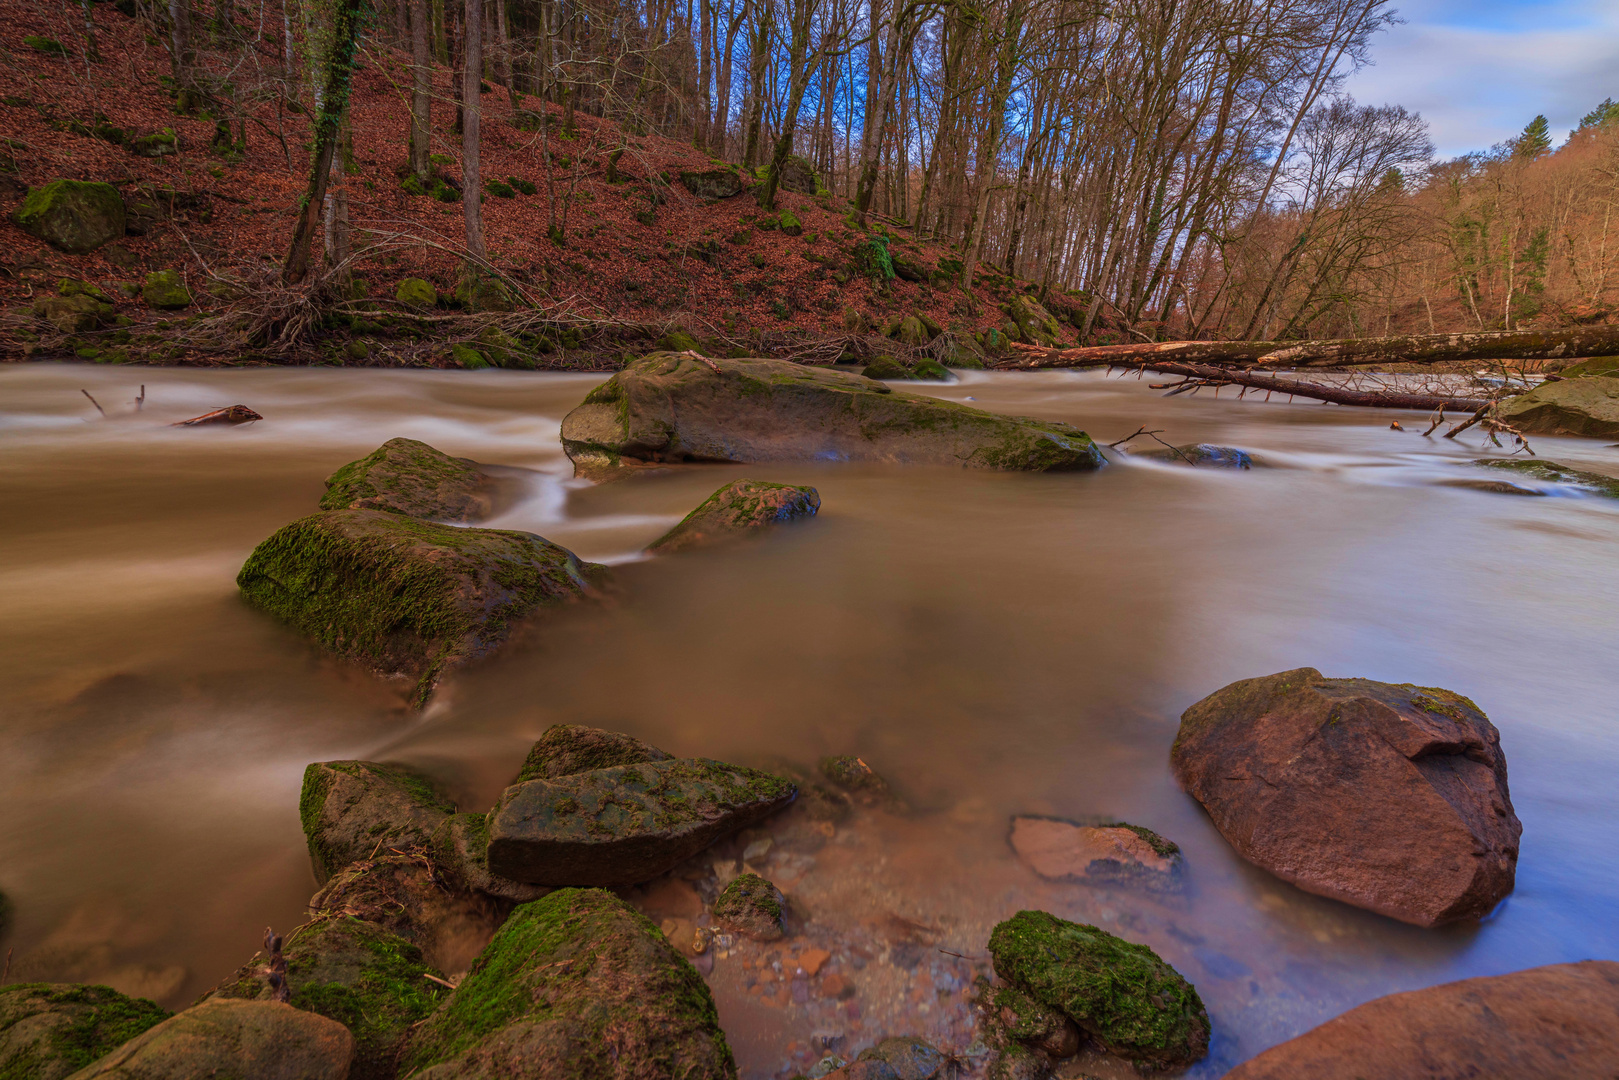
[
  {"x1": 463, "y1": 0, "x2": 487, "y2": 260},
  {"x1": 1102, "y1": 359, "x2": 1493, "y2": 413},
  {"x1": 410, "y1": 0, "x2": 432, "y2": 177},
  {"x1": 282, "y1": 0, "x2": 367, "y2": 284}
]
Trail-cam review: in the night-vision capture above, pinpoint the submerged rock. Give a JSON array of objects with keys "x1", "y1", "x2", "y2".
[
  {"x1": 818, "y1": 755, "x2": 900, "y2": 809},
  {"x1": 987, "y1": 1043, "x2": 1053, "y2": 1080},
  {"x1": 0, "y1": 983, "x2": 169, "y2": 1080},
  {"x1": 1474, "y1": 457, "x2": 1619, "y2": 497},
  {"x1": 299, "y1": 759, "x2": 456, "y2": 883},
  {"x1": 1134, "y1": 443, "x2": 1254, "y2": 468},
  {"x1": 1172, "y1": 668, "x2": 1521, "y2": 927},
  {"x1": 429, "y1": 813, "x2": 552, "y2": 904},
  {"x1": 320, "y1": 438, "x2": 498, "y2": 521},
  {"x1": 206, "y1": 917, "x2": 445, "y2": 1080},
  {"x1": 856, "y1": 1036, "x2": 945, "y2": 1079},
  {"x1": 648, "y1": 478, "x2": 821, "y2": 554},
  {"x1": 988, "y1": 909, "x2": 1209, "y2": 1069},
  {"x1": 1498, "y1": 376, "x2": 1619, "y2": 438},
  {"x1": 400, "y1": 888, "x2": 737, "y2": 1079},
  {"x1": 1008, "y1": 816, "x2": 1182, "y2": 893},
  {"x1": 514, "y1": 723, "x2": 672, "y2": 782},
  {"x1": 309, "y1": 852, "x2": 518, "y2": 972},
  {"x1": 1224, "y1": 961, "x2": 1619, "y2": 1079},
  {"x1": 559, "y1": 353, "x2": 1104, "y2": 477},
  {"x1": 12, "y1": 179, "x2": 125, "y2": 254},
  {"x1": 237, "y1": 508, "x2": 604, "y2": 705},
  {"x1": 712, "y1": 872, "x2": 786, "y2": 940},
  {"x1": 487, "y1": 758, "x2": 796, "y2": 886},
  {"x1": 68, "y1": 998, "x2": 353, "y2": 1079}
]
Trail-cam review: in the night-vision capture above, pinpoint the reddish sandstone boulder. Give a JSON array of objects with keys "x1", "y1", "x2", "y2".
[
  {"x1": 1172, "y1": 668, "x2": 1520, "y2": 927},
  {"x1": 1224, "y1": 961, "x2": 1619, "y2": 1078}
]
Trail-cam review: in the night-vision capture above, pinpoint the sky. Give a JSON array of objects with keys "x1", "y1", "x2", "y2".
[{"x1": 1340, "y1": 0, "x2": 1619, "y2": 159}]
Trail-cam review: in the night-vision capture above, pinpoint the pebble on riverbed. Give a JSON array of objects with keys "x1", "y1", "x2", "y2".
[{"x1": 713, "y1": 871, "x2": 788, "y2": 941}]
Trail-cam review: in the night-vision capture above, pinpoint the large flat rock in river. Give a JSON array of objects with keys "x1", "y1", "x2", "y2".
[
  {"x1": 487, "y1": 758, "x2": 796, "y2": 886},
  {"x1": 1498, "y1": 376, "x2": 1619, "y2": 438},
  {"x1": 1223, "y1": 961, "x2": 1619, "y2": 1079},
  {"x1": 559, "y1": 352, "x2": 1105, "y2": 476},
  {"x1": 1172, "y1": 668, "x2": 1521, "y2": 927}
]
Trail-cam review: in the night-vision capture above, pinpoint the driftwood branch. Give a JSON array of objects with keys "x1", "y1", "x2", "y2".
[
  {"x1": 1118, "y1": 361, "x2": 1495, "y2": 412},
  {"x1": 1004, "y1": 325, "x2": 1619, "y2": 370}
]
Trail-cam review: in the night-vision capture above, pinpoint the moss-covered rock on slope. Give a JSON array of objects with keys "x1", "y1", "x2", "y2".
[
  {"x1": 430, "y1": 813, "x2": 552, "y2": 904},
  {"x1": 400, "y1": 889, "x2": 737, "y2": 1079},
  {"x1": 559, "y1": 353, "x2": 1104, "y2": 476},
  {"x1": 205, "y1": 916, "x2": 446, "y2": 1080},
  {"x1": 140, "y1": 269, "x2": 192, "y2": 310},
  {"x1": 679, "y1": 168, "x2": 744, "y2": 199},
  {"x1": 320, "y1": 438, "x2": 497, "y2": 521},
  {"x1": 395, "y1": 277, "x2": 438, "y2": 308},
  {"x1": 0, "y1": 983, "x2": 169, "y2": 1080},
  {"x1": 1004, "y1": 296, "x2": 1064, "y2": 347},
  {"x1": 12, "y1": 180, "x2": 125, "y2": 254},
  {"x1": 648, "y1": 478, "x2": 820, "y2": 554},
  {"x1": 488, "y1": 759, "x2": 796, "y2": 886},
  {"x1": 66, "y1": 999, "x2": 352, "y2": 1079},
  {"x1": 713, "y1": 873, "x2": 786, "y2": 941},
  {"x1": 237, "y1": 508, "x2": 605, "y2": 705},
  {"x1": 514, "y1": 724, "x2": 671, "y2": 783},
  {"x1": 988, "y1": 909, "x2": 1209, "y2": 1068},
  {"x1": 1497, "y1": 376, "x2": 1619, "y2": 439},
  {"x1": 299, "y1": 759, "x2": 456, "y2": 883},
  {"x1": 1474, "y1": 457, "x2": 1619, "y2": 497}
]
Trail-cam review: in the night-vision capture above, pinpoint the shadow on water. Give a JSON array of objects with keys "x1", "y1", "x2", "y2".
[{"x1": 1, "y1": 364, "x2": 1616, "y2": 1076}]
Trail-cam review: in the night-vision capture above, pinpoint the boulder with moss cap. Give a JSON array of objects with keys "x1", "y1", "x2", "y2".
[
  {"x1": 237, "y1": 509, "x2": 605, "y2": 705},
  {"x1": 1473, "y1": 457, "x2": 1619, "y2": 497},
  {"x1": 0, "y1": 984, "x2": 169, "y2": 1080},
  {"x1": 320, "y1": 437, "x2": 497, "y2": 522},
  {"x1": 979, "y1": 982, "x2": 1080, "y2": 1059},
  {"x1": 712, "y1": 872, "x2": 786, "y2": 940},
  {"x1": 487, "y1": 759, "x2": 796, "y2": 886},
  {"x1": 140, "y1": 269, "x2": 192, "y2": 310},
  {"x1": 65, "y1": 998, "x2": 353, "y2": 1080},
  {"x1": 12, "y1": 180, "x2": 125, "y2": 254},
  {"x1": 203, "y1": 917, "x2": 446, "y2": 1080},
  {"x1": 989, "y1": 909, "x2": 1209, "y2": 1069},
  {"x1": 399, "y1": 888, "x2": 737, "y2": 1078},
  {"x1": 299, "y1": 759, "x2": 456, "y2": 883},
  {"x1": 395, "y1": 277, "x2": 438, "y2": 308},
  {"x1": 1004, "y1": 296, "x2": 1064, "y2": 347},
  {"x1": 1172, "y1": 668, "x2": 1521, "y2": 927},
  {"x1": 1497, "y1": 376, "x2": 1619, "y2": 439},
  {"x1": 514, "y1": 723, "x2": 671, "y2": 782},
  {"x1": 560, "y1": 353, "x2": 1103, "y2": 478},
  {"x1": 430, "y1": 813, "x2": 552, "y2": 904},
  {"x1": 648, "y1": 478, "x2": 820, "y2": 554}
]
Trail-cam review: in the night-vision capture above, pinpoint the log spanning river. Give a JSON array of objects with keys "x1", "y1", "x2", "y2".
[{"x1": 2, "y1": 363, "x2": 1617, "y2": 1076}]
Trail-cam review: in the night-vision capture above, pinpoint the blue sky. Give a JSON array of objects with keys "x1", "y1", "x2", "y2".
[{"x1": 1340, "y1": 0, "x2": 1619, "y2": 159}]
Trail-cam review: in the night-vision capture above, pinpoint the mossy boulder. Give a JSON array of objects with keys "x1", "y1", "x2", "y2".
[
  {"x1": 33, "y1": 293, "x2": 114, "y2": 333},
  {"x1": 856, "y1": 1036, "x2": 945, "y2": 1079},
  {"x1": 451, "y1": 272, "x2": 515, "y2": 313},
  {"x1": 429, "y1": 813, "x2": 552, "y2": 904},
  {"x1": 890, "y1": 315, "x2": 929, "y2": 346},
  {"x1": 988, "y1": 1042, "x2": 1053, "y2": 1080},
  {"x1": 1497, "y1": 376, "x2": 1619, "y2": 438},
  {"x1": 515, "y1": 724, "x2": 671, "y2": 783},
  {"x1": 0, "y1": 984, "x2": 169, "y2": 1080},
  {"x1": 395, "y1": 277, "x2": 438, "y2": 308},
  {"x1": 912, "y1": 358, "x2": 951, "y2": 380},
  {"x1": 236, "y1": 509, "x2": 605, "y2": 705},
  {"x1": 449, "y1": 343, "x2": 489, "y2": 369},
  {"x1": 128, "y1": 129, "x2": 177, "y2": 158},
  {"x1": 66, "y1": 999, "x2": 352, "y2": 1079},
  {"x1": 299, "y1": 759, "x2": 456, "y2": 883},
  {"x1": 778, "y1": 210, "x2": 803, "y2": 237},
  {"x1": 400, "y1": 888, "x2": 737, "y2": 1078},
  {"x1": 679, "y1": 167, "x2": 744, "y2": 199},
  {"x1": 205, "y1": 917, "x2": 445, "y2": 1080},
  {"x1": 1134, "y1": 444, "x2": 1254, "y2": 468},
  {"x1": 818, "y1": 755, "x2": 900, "y2": 808},
  {"x1": 1473, "y1": 457, "x2": 1619, "y2": 497},
  {"x1": 320, "y1": 437, "x2": 496, "y2": 522},
  {"x1": 487, "y1": 759, "x2": 797, "y2": 886},
  {"x1": 1004, "y1": 296, "x2": 1064, "y2": 347},
  {"x1": 862, "y1": 357, "x2": 911, "y2": 381},
  {"x1": 988, "y1": 909, "x2": 1209, "y2": 1068},
  {"x1": 892, "y1": 255, "x2": 927, "y2": 283},
  {"x1": 779, "y1": 154, "x2": 818, "y2": 196},
  {"x1": 712, "y1": 873, "x2": 785, "y2": 941},
  {"x1": 981, "y1": 983, "x2": 1080, "y2": 1058},
  {"x1": 560, "y1": 353, "x2": 1105, "y2": 476},
  {"x1": 1553, "y1": 356, "x2": 1619, "y2": 378},
  {"x1": 648, "y1": 478, "x2": 820, "y2": 554},
  {"x1": 12, "y1": 180, "x2": 125, "y2": 254},
  {"x1": 140, "y1": 269, "x2": 191, "y2": 310}
]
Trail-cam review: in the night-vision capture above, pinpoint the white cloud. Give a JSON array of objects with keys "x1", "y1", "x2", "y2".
[{"x1": 1342, "y1": 0, "x2": 1619, "y2": 158}]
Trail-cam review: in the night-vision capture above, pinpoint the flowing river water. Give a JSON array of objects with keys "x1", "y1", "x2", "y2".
[{"x1": 2, "y1": 362, "x2": 1617, "y2": 1076}]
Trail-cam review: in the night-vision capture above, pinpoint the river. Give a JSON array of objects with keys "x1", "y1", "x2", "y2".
[{"x1": 2, "y1": 363, "x2": 1616, "y2": 1077}]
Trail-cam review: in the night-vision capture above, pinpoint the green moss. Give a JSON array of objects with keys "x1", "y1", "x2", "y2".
[
  {"x1": 1474, "y1": 457, "x2": 1619, "y2": 498},
  {"x1": 402, "y1": 889, "x2": 735, "y2": 1075},
  {"x1": 394, "y1": 277, "x2": 436, "y2": 308},
  {"x1": 0, "y1": 983, "x2": 170, "y2": 1079},
  {"x1": 319, "y1": 437, "x2": 486, "y2": 520},
  {"x1": 141, "y1": 269, "x2": 191, "y2": 309},
  {"x1": 515, "y1": 724, "x2": 671, "y2": 783},
  {"x1": 1097, "y1": 822, "x2": 1180, "y2": 859},
  {"x1": 988, "y1": 910, "x2": 1208, "y2": 1067}
]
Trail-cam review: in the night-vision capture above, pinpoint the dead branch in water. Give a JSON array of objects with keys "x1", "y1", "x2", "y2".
[
  {"x1": 1003, "y1": 324, "x2": 1619, "y2": 370},
  {"x1": 1113, "y1": 360, "x2": 1495, "y2": 412},
  {"x1": 172, "y1": 405, "x2": 264, "y2": 426},
  {"x1": 80, "y1": 390, "x2": 105, "y2": 417}
]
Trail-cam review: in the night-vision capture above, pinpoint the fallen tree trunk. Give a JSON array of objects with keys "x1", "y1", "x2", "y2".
[
  {"x1": 1124, "y1": 360, "x2": 1495, "y2": 412},
  {"x1": 1003, "y1": 325, "x2": 1619, "y2": 370}
]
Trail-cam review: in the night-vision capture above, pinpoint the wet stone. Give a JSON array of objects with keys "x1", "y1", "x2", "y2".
[
  {"x1": 0, "y1": 983, "x2": 170, "y2": 1080},
  {"x1": 1008, "y1": 815, "x2": 1183, "y2": 893},
  {"x1": 856, "y1": 1035, "x2": 945, "y2": 1080},
  {"x1": 513, "y1": 723, "x2": 671, "y2": 783},
  {"x1": 713, "y1": 872, "x2": 786, "y2": 941},
  {"x1": 298, "y1": 760, "x2": 455, "y2": 884}
]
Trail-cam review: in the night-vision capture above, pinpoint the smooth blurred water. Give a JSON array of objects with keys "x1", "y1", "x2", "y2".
[{"x1": 1, "y1": 363, "x2": 1615, "y2": 1076}]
